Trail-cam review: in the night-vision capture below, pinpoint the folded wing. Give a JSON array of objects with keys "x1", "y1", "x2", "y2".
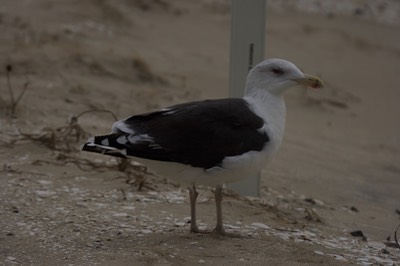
[{"x1": 83, "y1": 98, "x2": 269, "y2": 169}]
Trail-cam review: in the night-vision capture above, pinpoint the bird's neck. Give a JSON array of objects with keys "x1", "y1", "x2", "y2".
[{"x1": 244, "y1": 87, "x2": 286, "y2": 147}]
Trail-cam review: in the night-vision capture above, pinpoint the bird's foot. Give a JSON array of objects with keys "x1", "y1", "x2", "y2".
[
  {"x1": 190, "y1": 226, "x2": 244, "y2": 237},
  {"x1": 212, "y1": 226, "x2": 243, "y2": 238},
  {"x1": 190, "y1": 225, "x2": 208, "y2": 234}
]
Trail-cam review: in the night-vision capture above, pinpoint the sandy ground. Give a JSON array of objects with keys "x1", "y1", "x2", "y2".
[{"x1": 1, "y1": 0, "x2": 400, "y2": 265}]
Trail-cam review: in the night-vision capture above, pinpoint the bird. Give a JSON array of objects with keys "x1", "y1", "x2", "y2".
[{"x1": 82, "y1": 58, "x2": 323, "y2": 236}]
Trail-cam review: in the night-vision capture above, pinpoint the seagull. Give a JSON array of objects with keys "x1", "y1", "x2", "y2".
[{"x1": 82, "y1": 58, "x2": 323, "y2": 236}]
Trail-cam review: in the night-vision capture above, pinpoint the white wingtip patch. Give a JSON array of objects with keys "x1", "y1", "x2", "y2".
[
  {"x1": 127, "y1": 134, "x2": 153, "y2": 144},
  {"x1": 101, "y1": 138, "x2": 109, "y2": 146},
  {"x1": 87, "y1": 136, "x2": 95, "y2": 143},
  {"x1": 112, "y1": 120, "x2": 135, "y2": 134},
  {"x1": 116, "y1": 135, "x2": 127, "y2": 145},
  {"x1": 160, "y1": 108, "x2": 176, "y2": 116}
]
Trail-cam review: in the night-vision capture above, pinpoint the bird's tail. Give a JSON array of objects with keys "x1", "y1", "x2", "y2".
[{"x1": 81, "y1": 134, "x2": 128, "y2": 158}]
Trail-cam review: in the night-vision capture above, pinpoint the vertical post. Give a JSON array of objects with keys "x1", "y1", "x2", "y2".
[{"x1": 228, "y1": 0, "x2": 266, "y2": 196}]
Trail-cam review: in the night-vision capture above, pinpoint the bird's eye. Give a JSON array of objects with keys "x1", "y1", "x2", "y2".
[{"x1": 271, "y1": 67, "x2": 284, "y2": 75}]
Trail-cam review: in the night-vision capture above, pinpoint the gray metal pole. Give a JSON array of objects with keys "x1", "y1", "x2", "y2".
[{"x1": 228, "y1": 0, "x2": 266, "y2": 196}]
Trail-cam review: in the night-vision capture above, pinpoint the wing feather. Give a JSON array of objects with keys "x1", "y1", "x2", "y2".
[{"x1": 110, "y1": 98, "x2": 269, "y2": 169}]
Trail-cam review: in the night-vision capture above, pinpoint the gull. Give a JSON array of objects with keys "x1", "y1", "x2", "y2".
[{"x1": 82, "y1": 58, "x2": 323, "y2": 236}]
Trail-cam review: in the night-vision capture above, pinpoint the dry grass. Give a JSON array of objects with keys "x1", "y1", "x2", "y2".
[
  {"x1": 32, "y1": 152, "x2": 155, "y2": 191},
  {"x1": 8, "y1": 108, "x2": 154, "y2": 191},
  {"x1": 4, "y1": 64, "x2": 30, "y2": 118},
  {"x1": 17, "y1": 109, "x2": 116, "y2": 152}
]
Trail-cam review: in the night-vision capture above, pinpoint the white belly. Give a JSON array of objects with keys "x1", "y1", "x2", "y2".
[{"x1": 130, "y1": 146, "x2": 274, "y2": 187}]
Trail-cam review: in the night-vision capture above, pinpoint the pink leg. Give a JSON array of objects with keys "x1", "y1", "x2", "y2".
[
  {"x1": 188, "y1": 185, "x2": 200, "y2": 233},
  {"x1": 214, "y1": 185, "x2": 225, "y2": 234}
]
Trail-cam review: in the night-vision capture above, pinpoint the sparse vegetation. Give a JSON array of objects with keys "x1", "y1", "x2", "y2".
[
  {"x1": 14, "y1": 108, "x2": 152, "y2": 190},
  {"x1": 17, "y1": 109, "x2": 115, "y2": 152},
  {"x1": 4, "y1": 64, "x2": 30, "y2": 118}
]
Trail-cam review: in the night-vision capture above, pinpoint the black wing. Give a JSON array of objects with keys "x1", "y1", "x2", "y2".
[{"x1": 89, "y1": 98, "x2": 269, "y2": 169}]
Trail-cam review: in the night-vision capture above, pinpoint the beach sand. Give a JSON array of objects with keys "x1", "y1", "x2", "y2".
[{"x1": 1, "y1": 0, "x2": 399, "y2": 264}]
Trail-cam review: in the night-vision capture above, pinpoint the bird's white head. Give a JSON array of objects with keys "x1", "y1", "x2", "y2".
[{"x1": 245, "y1": 58, "x2": 323, "y2": 96}]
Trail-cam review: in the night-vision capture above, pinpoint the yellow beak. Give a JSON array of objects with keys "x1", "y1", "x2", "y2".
[{"x1": 293, "y1": 74, "x2": 324, "y2": 89}]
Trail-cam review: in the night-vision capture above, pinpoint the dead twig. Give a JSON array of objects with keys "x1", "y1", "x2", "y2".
[
  {"x1": 305, "y1": 208, "x2": 325, "y2": 223},
  {"x1": 18, "y1": 120, "x2": 87, "y2": 152},
  {"x1": 17, "y1": 108, "x2": 118, "y2": 152},
  {"x1": 75, "y1": 109, "x2": 118, "y2": 122},
  {"x1": 242, "y1": 196, "x2": 300, "y2": 225},
  {"x1": 32, "y1": 153, "x2": 155, "y2": 191},
  {"x1": 5, "y1": 64, "x2": 30, "y2": 117},
  {"x1": 12, "y1": 105, "x2": 155, "y2": 190}
]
